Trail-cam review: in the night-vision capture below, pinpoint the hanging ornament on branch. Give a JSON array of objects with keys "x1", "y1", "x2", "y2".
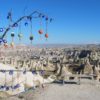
[
  {"x1": 18, "y1": 22, "x2": 23, "y2": 44},
  {"x1": 7, "y1": 11, "x2": 12, "y2": 21},
  {"x1": 45, "y1": 16, "x2": 49, "y2": 21},
  {"x1": 24, "y1": 16, "x2": 28, "y2": 26},
  {"x1": 24, "y1": 22, "x2": 28, "y2": 26},
  {"x1": 29, "y1": 34, "x2": 34, "y2": 44},
  {"x1": 11, "y1": 32, "x2": 15, "y2": 42},
  {"x1": 45, "y1": 17, "x2": 49, "y2": 40},
  {"x1": 39, "y1": 29, "x2": 43, "y2": 35},
  {"x1": 23, "y1": 7, "x2": 28, "y2": 27},
  {"x1": 42, "y1": 15, "x2": 45, "y2": 18},
  {"x1": 0, "y1": 11, "x2": 53, "y2": 47},
  {"x1": 7, "y1": 10, "x2": 13, "y2": 27},
  {"x1": 29, "y1": 17, "x2": 34, "y2": 45},
  {"x1": 11, "y1": 32, "x2": 15, "y2": 48},
  {"x1": 18, "y1": 33, "x2": 23, "y2": 41},
  {"x1": 10, "y1": 42, "x2": 14, "y2": 48},
  {"x1": 38, "y1": 13, "x2": 43, "y2": 38},
  {"x1": 45, "y1": 33, "x2": 48, "y2": 39}
]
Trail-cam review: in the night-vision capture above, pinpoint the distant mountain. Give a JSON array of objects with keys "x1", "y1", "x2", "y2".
[{"x1": 34, "y1": 44, "x2": 100, "y2": 48}]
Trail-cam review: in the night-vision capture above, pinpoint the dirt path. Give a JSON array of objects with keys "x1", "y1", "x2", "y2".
[
  {"x1": 36, "y1": 82, "x2": 100, "y2": 100},
  {"x1": 2, "y1": 80, "x2": 100, "y2": 100}
]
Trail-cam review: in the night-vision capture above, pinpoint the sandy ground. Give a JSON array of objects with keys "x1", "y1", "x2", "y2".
[{"x1": 1, "y1": 79, "x2": 100, "y2": 100}]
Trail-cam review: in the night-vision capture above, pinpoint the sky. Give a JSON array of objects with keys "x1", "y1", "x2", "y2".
[{"x1": 0, "y1": 0, "x2": 100, "y2": 44}]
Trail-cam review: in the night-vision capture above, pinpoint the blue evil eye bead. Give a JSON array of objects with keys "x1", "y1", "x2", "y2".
[
  {"x1": 42, "y1": 15, "x2": 45, "y2": 18},
  {"x1": 0, "y1": 28, "x2": 3, "y2": 32},
  {"x1": 24, "y1": 22, "x2": 28, "y2": 26},
  {"x1": 8, "y1": 12, "x2": 11, "y2": 17},
  {"x1": 13, "y1": 23, "x2": 18, "y2": 27},
  {"x1": 6, "y1": 86, "x2": 10, "y2": 91},
  {"x1": 1, "y1": 85, "x2": 5, "y2": 89},
  {"x1": 13, "y1": 84, "x2": 20, "y2": 89},
  {"x1": 0, "y1": 86, "x2": 4, "y2": 89},
  {"x1": 7, "y1": 12, "x2": 11, "y2": 19},
  {"x1": 27, "y1": 16, "x2": 30, "y2": 19},
  {"x1": 3, "y1": 39, "x2": 7, "y2": 43},
  {"x1": 9, "y1": 70, "x2": 14, "y2": 75},
  {"x1": 27, "y1": 16, "x2": 32, "y2": 21},
  {"x1": 45, "y1": 17, "x2": 48, "y2": 21},
  {"x1": 32, "y1": 70, "x2": 36, "y2": 74},
  {"x1": 7, "y1": 16, "x2": 9, "y2": 19},
  {"x1": 23, "y1": 70, "x2": 26, "y2": 74},
  {"x1": 40, "y1": 70, "x2": 44, "y2": 75}
]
